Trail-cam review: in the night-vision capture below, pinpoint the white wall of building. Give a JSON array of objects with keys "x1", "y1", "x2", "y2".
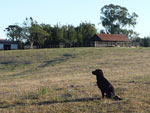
[
  {"x1": 11, "y1": 44, "x2": 18, "y2": 49},
  {"x1": 0, "y1": 44, "x2": 4, "y2": 49}
]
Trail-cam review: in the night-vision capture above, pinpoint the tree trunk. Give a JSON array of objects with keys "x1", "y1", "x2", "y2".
[{"x1": 30, "y1": 42, "x2": 34, "y2": 49}]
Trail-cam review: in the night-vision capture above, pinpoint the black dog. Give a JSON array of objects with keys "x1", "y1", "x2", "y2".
[{"x1": 92, "y1": 69, "x2": 122, "y2": 100}]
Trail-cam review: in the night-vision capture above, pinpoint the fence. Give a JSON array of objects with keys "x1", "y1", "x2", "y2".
[
  {"x1": 93, "y1": 41, "x2": 140, "y2": 47},
  {"x1": 24, "y1": 41, "x2": 140, "y2": 49}
]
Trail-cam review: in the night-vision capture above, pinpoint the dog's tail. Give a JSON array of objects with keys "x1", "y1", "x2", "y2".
[{"x1": 113, "y1": 95, "x2": 122, "y2": 100}]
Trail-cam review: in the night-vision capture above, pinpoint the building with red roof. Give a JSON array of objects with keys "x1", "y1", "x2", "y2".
[{"x1": 92, "y1": 34, "x2": 132, "y2": 47}]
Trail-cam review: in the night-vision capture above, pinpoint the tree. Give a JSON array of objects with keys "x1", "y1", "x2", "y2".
[
  {"x1": 66, "y1": 25, "x2": 77, "y2": 46},
  {"x1": 100, "y1": 4, "x2": 138, "y2": 38},
  {"x1": 5, "y1": 25, "x2": 23, "y2": 41},
  {"x1": 31, "y1": 24, "x2": 49, "y2": 48},
  {"x1": 22, "y1": 17, "x2": 48, "y2": 48},
  {"x1": 141, "y1": 37, "x2": 150, "y2": 47},
  {"x1": 76, "y1": 22, "x2": 97, "y2": 46},
  {"x1": 41, "y1": 24, "x2": 53, "y2": 47},
  {"x1": 5, "y1": 25, "x2": 25, "y2": 49},
  {"x1": 22, "y1": 17, "x2": 35, "y2": 48},
  {"x1": 51, "y1": 24, "x2": 65, "y2": 44}
]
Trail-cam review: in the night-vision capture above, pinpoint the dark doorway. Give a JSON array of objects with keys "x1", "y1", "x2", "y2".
[{"x1": 4, "y1": 45, "x2": 11, "y2": 50}]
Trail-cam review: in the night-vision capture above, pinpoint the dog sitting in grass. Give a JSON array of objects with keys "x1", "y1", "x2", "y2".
[{"x1": 92, "y1": 69, "x2": 122, "y2": 100}]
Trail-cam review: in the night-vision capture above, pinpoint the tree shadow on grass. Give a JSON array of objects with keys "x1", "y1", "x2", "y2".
[
  {"x1": 0, "y1": 97, "x2": 101, "y2": 108},
  {"x1": 40, "y1": 58, "x2": 66, "y2": 68},
  {"x1": 10, "y1": 54, "x2": 73, "y2": 77},
  {"x1": 39, "y1": 53, "x2": 75, "y2": 68},
  {"x1": 37, "y1": 97, "x2": 101, "y2": 105}
]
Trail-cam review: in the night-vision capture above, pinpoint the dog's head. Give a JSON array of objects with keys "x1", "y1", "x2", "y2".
[{"x1": 92, "y1": 69, "x2": 104, "y2": 77}]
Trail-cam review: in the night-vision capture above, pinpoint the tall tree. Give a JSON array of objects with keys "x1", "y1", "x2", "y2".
[
  {"x1": 41, "y1": 24, "x2": 53, "y2": 46},
  {"x1": 22, "y1": 17, "x2": 35, "y2": 48},
  {"x1": 31, "y1": 24, "x2": 49, "y2": 48},
  {"x1": 5, "y1": 25, "x2": 23, "y2": 41},
  {"x1": 22, "y1": 17, "x2": 48, "y2": 48},
  {"x1": 67, "y1": 25, "x2": 77, "y2": 46},
  {"x1": 100, "y1": 4, "x2": 138, "y2": 38},
  {"x1": 77, "y1": 22, "x2": 97, "y2": 46},
  {"x1": 51, "y1": 24, "x2": 65, "y2": 44}
]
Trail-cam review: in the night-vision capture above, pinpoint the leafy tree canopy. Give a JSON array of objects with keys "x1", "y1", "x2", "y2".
[
  {"x1": 5, "y1": 25, "x2": 23, "y2": 41},
  {"x1": 5, "y1": 17, "x2": 97, "y2": 48},
  {"x1": 100, "y1": 4, "x2": 138, "y2": 39}
]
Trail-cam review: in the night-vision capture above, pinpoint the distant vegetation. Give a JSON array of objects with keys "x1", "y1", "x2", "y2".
[
  {"x1": 134, "y1": 37, "x2": 150, "y2": 47},
  {"x1": 4, "y1": 4, "x2": 150, "y2": 48},
  {"x1": 5, "y1": 18, "x2": 96, "y2": 48}
]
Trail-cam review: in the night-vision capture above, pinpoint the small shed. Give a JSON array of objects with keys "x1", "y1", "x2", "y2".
[
  {"x1": 92, "y1": 34, "x2": 131, "y2": 47},
  {"x1": 0, "y1": 39, "x2": 18, "y2": 50}
]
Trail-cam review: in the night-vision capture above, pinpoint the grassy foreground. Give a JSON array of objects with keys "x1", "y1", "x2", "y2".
[{"x1": 0, "y1": 47, "x2": 150, "y2": 113}]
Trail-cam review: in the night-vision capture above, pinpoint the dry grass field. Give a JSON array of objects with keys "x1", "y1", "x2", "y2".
[{"x1": 0, "y1": 47, "x2": 150, "y2": 113}]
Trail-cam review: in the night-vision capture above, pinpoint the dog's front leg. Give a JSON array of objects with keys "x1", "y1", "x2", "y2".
[{"x1": 101, "y1": 91, "x2": 104, "y2": 98}]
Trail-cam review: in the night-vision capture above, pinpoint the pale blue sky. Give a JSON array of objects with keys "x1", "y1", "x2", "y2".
[{"x1": 0, "y1": 0, "x2": 150, "y2": 39}]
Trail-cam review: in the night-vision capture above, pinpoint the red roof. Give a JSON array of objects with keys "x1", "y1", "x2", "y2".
[{"x1": 95, "y1": 34, "x2": 130, "y2": 42}]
